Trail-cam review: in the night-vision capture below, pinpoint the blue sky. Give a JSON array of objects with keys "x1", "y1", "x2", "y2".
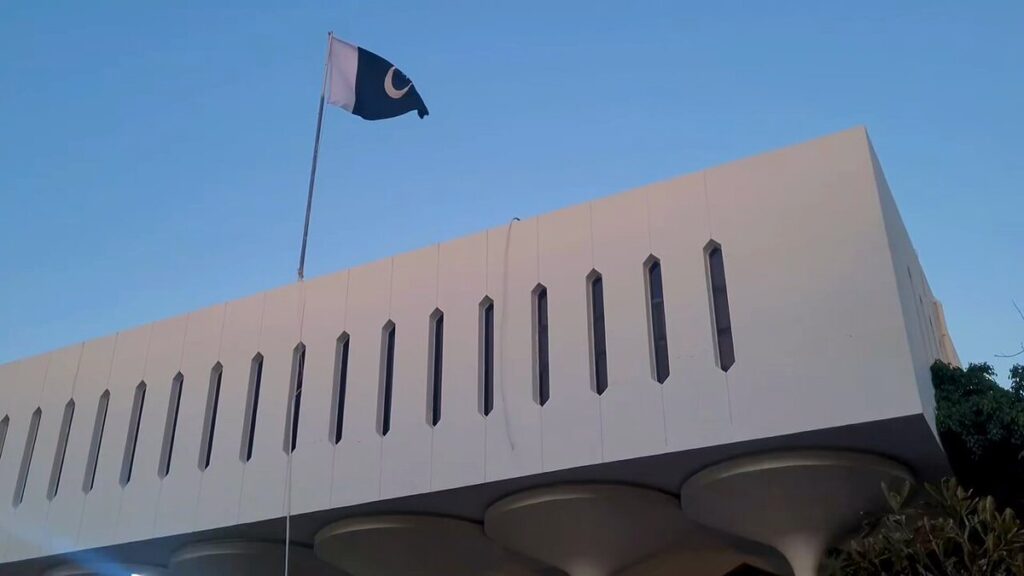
[{"x1": 1, "y1": 1, "x2": 1021, "y2": 381}]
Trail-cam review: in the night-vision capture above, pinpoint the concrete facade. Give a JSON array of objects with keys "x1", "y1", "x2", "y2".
[{"x1": 0, "y1": 127, "x2": 955, "y2": 575}]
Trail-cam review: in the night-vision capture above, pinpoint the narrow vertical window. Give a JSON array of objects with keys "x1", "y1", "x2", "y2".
[
  {"x1": 705, "y1": 242, "x2": 735, "y2": 372},
  {"x1": 240, "y1": 353, "x2": 263, "y2": 462},
  {"x1": 644, "y1": 255, "x2": 670, "y2": 383},
  {"x1": 378, "y1": 321, "x2": 396, "y2": 436},
  {"x1": 928, "y1": 315, "x2": 939, "y2": 356},
  {"x1": 907, "y1": 268, "x2": 931, "y2": 356},
  {"x1": 285, "y1": 343, "x2": 306, "y2": 453},
  {"x1": 587, "y1": 270, "x2": 609, "y2": 395},
  {"x1": 83, "y1": 390, "x2": 110, "y2": 493},
  {"x1": 920, "y1": 295, "x2": 938, "y2": 356},
  {"x1": 199, "y1": 363, "x2": 222, "y2": 470},
  {"x1": 0, "y1": 415, "x2": 9, "y2": 463},
  {"x1": 119, "y1": 381, "x2": 146, "y2": 487},
  {"x1": 427, "y1": 309, "x2": 445, "y2": 427},
  {"x1": 330, "y1": 333, "x2": 350, "y2": 445},
  {"x1": 478, "y1": 297, "x2": 495, "y2": 417},
  {"x1": 13, "y1": 407, "x2": 41, "y2": 506},
  {"x1": 158, "y1": 373, "x2": 184, "y2": 478},
  {"x1": 532, "y1": 284, "x2": 550, "y2": 406},
  {"x1": 47, "y1": 399, "x2": 75, "y2": 500}
]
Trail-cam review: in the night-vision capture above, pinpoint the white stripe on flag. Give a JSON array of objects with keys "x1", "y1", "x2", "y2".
[{"x1": 326, "y1": 37, "x2": 359, "y2": 112}]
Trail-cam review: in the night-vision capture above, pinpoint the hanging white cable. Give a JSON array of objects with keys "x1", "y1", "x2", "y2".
[{"x1": 498, "y1": 217, "x2": 519, "y2": 450}]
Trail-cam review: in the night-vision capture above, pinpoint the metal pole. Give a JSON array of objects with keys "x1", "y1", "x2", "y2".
[{"x1": 297, "y1": 32, "x2": 333, "y2": 282}]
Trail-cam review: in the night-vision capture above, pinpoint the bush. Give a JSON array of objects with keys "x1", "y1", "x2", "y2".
[{"x1": 828, "y1": 478, "x2": 1024, "y2": 575}]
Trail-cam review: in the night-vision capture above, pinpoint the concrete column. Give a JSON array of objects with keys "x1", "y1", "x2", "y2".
[{"x1": 679, "y1": 450, "x2": 913, "y2": 576}]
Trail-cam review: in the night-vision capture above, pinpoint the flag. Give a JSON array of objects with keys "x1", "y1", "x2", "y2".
[{"x1": 326, "y1": 37, "x2": 429, "y2": 120}]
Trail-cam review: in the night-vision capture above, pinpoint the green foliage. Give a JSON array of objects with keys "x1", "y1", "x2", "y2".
[
  {"x1": 828, "y1": 478, "x2": 1024, "y2": 575},
  {"x1": 932, "y1": 361, "x2": 1024, "y2": 513}
]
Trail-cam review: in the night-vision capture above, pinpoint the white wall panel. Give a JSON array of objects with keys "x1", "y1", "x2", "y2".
[
  {"x1": 0, "y1": 356, "x2": 49, "y2": 557},
  {"x1": 291, "y1": 270, "x2": 348, "y2": 515},
  {"x1": 5, "y1": 345, "x2": 80, "y2": 561},
  {"x1": 329, "y1": 258, "x2": 390, "y2": 508},
  {"x1": 115, "y1": 314, "x2": 187, "y2": 544},
  {"x1": 484, "y1": 219, "x2": 542, "y2": 481},
  {"x1": 192, "y1": 296, "x2": 260, "y2": 531},
  {"x1": 77, "y1": 323, "x2": 151, "y2": 551},
  {"x1": 45, "y1": 335, "x2": 116, "y2": 555},
  {"x1": 591, "y1": 188, "x2": 667, "y2": 462},
  {"x1": 870, "y1": 145, "x2": 939, "y2": 432},
  {"x1": 154, "y1": 304, "x2": 225, "y2": 537},
  {"x1": 380, "y1": 246, "x2": 438, "y2": 499},
  {"x1": 536, "y1": 204, "x2": 603, "y2": 470},
  {"x1": 0, "y1": 355, "x2": 49, "y2": 561},
  {"x1": 0, "y1": 359, "x2": 18, "y2": 559},
  {"x1": 238, "y1": 284, "x2": 302, "y2": 524},
  {"x1": 705, "y1": 128, "x2": 922, "y2": 442},
  {"x1": 431, "y1": 231, "x2": 487, "y2": 491},
  {"x1": 647, "y1": 174, "x2": 734, "y2": 451}
]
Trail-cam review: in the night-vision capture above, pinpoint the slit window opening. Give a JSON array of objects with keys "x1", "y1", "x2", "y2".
[
  {"x1": 83, "y1": 390, "x2": 110, "y2": 493},
  {"x1": 199, "y1": 363, "x2": 222, "y2": 470},
  {"x1": 0, "y1": 415, "x2": 9, "y2": 464},
  {"x1": 13, "y1": 407, "x2": 42, "y2": 506},
  {"x1": 428, "y1": 310, "x2": 444, "y2": 427},
  {"x1": 706, "y1": 243, "x2": 735, "y2": 372},
  {"x1": 920, "y1": 296, "x2": 938, "y2": 356},
  {"x1": 158, "y1": 373, "x2": 184, "y2": 478},
  {"x1": 47, "y1": 399, "x2": 75, "y2": 500},
  {"x1": 286, "y1": 343, "x2": 306, "y2": 453},
  {"x1": 331, "y1": 334, "x2": 350, "y2": 445},
  {"x1": 645, "y1": 256, "x2": 671, "y2": 383},
  {"x1": 533, "y1": 284, "x2": 550, "y2": 406},
  {"x1": 928, "y1": 315, "x2": 938, "y2": 356},
  {"x1": 241, "y1": 354, "x2": 263, "y2": 462},
  {"x1": 119, "y1": 382, "x2": 146, "y2": 487},
  {"x1": 378, "y1": 321, "x2": 396, "y2": 436},
  {"x1": 479, "y1": 297, "x2": 495, "y2": 417},
  {"x1": 907, "y1": 268, "x2": 931, "y2": 356},
  {"x1": 587, "y1": 271, "x2": 609, "y2": 395}
]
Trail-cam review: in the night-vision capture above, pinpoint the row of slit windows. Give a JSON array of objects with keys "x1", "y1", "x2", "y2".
[{"x1": 0, "y1": 243, "x2": 736, "y2": 505}]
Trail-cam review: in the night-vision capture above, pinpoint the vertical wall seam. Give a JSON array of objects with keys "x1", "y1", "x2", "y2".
[
  {"x1": 428, "y1": 245, "x2": 441, "y2": 490},
  {"x1": 645, "y1": 188, "x2": 669, "y2": 447},
  {"x1": 702, "y1": 171, "x2": 713, "y2": 238},
  {"x1": 499, "y1": 221, "x2": 516, "y2": 455},
  {"x1": 74, "y1": 331, "x2": 120, "y2": 548},
  {"x1": 43, "y1": 342, "x2": 86, "y2": 542},
  {"x1": 235, "y1": 298, "x2": 259, "y2": 526},
  {"x1": 536, "y1": 218, "x2": 544, "y2": 472},
  {"x1": 151, "y1": 313, "x2": 192, "y2": 535},
  {"x1": 378, "y1": 259, "x2": 394, "y2": 500},
  {"x1": 113, "y1": 324, "x2": 152, "y2": 536},
  {"x1": 197, "y1": 304, "x2": 228, "y2": 527},
  {"x1": 483, "y1": 232, "x2": 490, "y2": 481},
  {"x1": 589, "y1": 202, "x2": 606, "y2": 462}
]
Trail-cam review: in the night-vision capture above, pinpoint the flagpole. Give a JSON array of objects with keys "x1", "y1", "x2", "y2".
[{"x1": 297, "y1": 31, "x2": 333, "y2": 282}]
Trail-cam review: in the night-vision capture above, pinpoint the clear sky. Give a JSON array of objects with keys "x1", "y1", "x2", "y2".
[{"x1": 1, "y1": 1, "x2": 1022, "y2": 382}]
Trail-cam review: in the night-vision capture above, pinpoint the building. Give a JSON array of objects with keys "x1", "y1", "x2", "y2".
[{"x1": 0, "y1": 127, "x2": 958, "y2": 576}]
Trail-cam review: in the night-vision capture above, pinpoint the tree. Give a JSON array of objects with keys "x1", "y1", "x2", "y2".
[
  {"x1": 932, "y1": 361, "x2": 1024, "y2": 513},
  {"x1": 828, "y1": 362, "x2": 1024, "y2": 573}
]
